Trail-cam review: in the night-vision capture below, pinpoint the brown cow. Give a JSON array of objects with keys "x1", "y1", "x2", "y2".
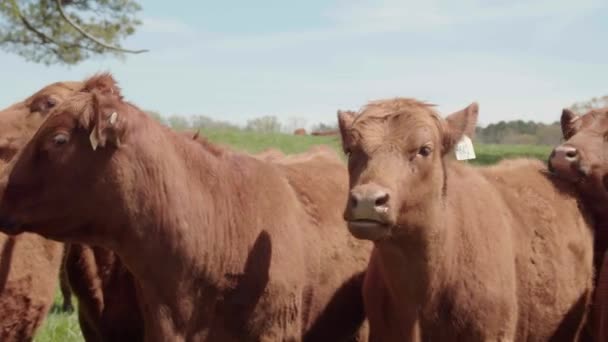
[
  {"x1": 293, "y1": 128, "x2": 307, "y2": 135},
  {"x1": 0, "y1": 81, "x2": 80, "y2": 341},
  {"x1": 253, "y1": 147, "x2": 286, "y2": 162},
  {"x1": 64, "y1": 130, "x2": 284, "y2": 342},
  {"x1": 0, "y1": 81, "x2": 285, "y2": 342},
  {"x1": 311, "y1": 130, "x2": 339, "y2": 137},
  {"x1": 0, "y1": 74, "x2": 371, "y2": 341},
  {"x1": 338, "y1": 98, "x2": 594, "y2": 341},
  {"x1": 548, "y1": 107, "x2": 608, "y2": 342},
  {"x1": 0, "y1": 79, "x2": 149, "y2": 342}
]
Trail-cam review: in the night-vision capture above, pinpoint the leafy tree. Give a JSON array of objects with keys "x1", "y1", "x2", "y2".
[
  {"x1": 191, "y1": 114, "x2": 239, "y2": 131},
  {"x1": 282, "y1": 116, "x2": 307, "y2": 134},
  {"x1": 310, "y1": 122, "x2": 337, "y2": 133},
  {"x1": 0, "y1": 0, "x2": 146, "y2": 65},
  {"x1": 246, "y1": 115, "x2": 281, "y2": 133},
  {"x1": 475, "y1": 120, "x2": 562, "y2": 146},
  {"x1": 167, "y1": 115, "x2": 190, "y2": 131}
]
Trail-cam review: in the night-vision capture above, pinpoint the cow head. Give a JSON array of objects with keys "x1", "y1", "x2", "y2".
[
  {"x1": 0, "y1": 81, "x2": 84, "y2": 165},
  {"x1": 0, "y1": 74, "x2": 130, "y2": 240},
  {"x1": 338, "y1": 99, "x2": 478, "y2": 241},
  {"x1": 548, "y1": 107, "x2": 608, "y2": 204}
]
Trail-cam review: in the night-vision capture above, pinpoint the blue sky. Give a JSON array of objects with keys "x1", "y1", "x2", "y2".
[{"x1": 2, "y1": 0, "x2": 608, "y2": 128}]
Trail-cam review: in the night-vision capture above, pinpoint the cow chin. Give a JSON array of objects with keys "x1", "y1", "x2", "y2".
[
  {"x1": 547, "y1": 160, "x2": 587, "y2": 184},
  {"x1": 347, "y1": 220, "x2": 391, "y2": 241}
]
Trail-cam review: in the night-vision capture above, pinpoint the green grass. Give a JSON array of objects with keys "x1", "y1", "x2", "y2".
[
  {"x1": 33, "y1": 130, "x2": 554, "y2": 341},
  {"x1": 201, "y1": 128, "x2": 339, "y2": 154},
  {"x1": 469, "y1": 143, "x2": 551, "y2": 165},
  {"x1": 34, "y1": 292, "x2": 82, "y2": 342}
]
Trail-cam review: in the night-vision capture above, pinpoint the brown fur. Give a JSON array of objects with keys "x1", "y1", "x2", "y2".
[
  {"x1": 59, "y1": 246, "x2": 74, "y2": 312},
  {"x1": 253, "y1": 148, "x2": 286, "y2": 162},
  {"x1": 548, "y1": 107, "x2": 608, "y2": 341},
  {"x1": 0, "y1": 82, "x2": 82, "y2": 341},
  {"x1": 338, "y1": 98, "x2": 594, "y2": 341},
  {"x1": 61, "y1": 131, "x2": 220, "y2": 342},
  {"x1": 0, "y1": 74, "x2": 372, "y2": 341},
  {"x1": 311, "y1": 130, "x2": 339, "y2": 136},
  {"x1": 0, "y1": 79, "x2": 237, "y2": 342}
]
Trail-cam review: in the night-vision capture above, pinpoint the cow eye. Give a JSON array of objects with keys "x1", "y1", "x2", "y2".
[
  {"x1": 52, "y1": 133, "x2": 70, "y2": 146},
  {"x1": 46, "y1": 97, "x2": 57, "y2": 108},
  {"x1": 418, "y1": 146, "x2": 432, "y2": 157},
  {"x1": 604, "y1": 132, "x2": 608, "y2": 142}
]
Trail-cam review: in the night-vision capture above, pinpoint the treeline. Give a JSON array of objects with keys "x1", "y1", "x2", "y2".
[
  {"x1": 475, "y1": 121, "x2": 562, "y2": 146},
  {"x1": 147, "y1": 111, "x2": 566, "y2": 145},
  {"x1": 145, "y1": 111, "x2": 337, "y2": 135}
]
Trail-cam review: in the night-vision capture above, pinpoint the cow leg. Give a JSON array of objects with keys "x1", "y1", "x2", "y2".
[
  {"x1": 78, "y1": 309, "x2": 102, "y2": 342},
  {"x1": 594, "y1": 250, "x2": 608, "y2": 342},
  {"x1": 59, "y1": 244, "x2": 74, "y2": 313}
]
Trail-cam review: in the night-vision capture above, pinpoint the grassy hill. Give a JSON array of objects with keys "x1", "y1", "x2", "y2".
[{"x1": 33, "y1": 129, "x2": 553, "y2": 342}]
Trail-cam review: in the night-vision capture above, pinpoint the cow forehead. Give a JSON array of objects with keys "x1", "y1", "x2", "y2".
[
  {"x1": 35, "y1": 82, "x2": 82, "y2": 98},
  {"x1": 588, "y1": 111, "x2": 608, "y2": 129},
  {"x1": 574, "y1": 111, "x2": 608, "y2": 138},
  {"x1": 352, "y1": 112, "x2": 440, "y2": 151}
]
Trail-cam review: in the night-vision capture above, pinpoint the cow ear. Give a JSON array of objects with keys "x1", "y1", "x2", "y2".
[
  {"x1": 337, "y1": 110, "x2": 355, "y2": 154},
  {"x1": 87, "y1": 92, "x2": 125, "y2": 151},
  {"x1": 83, "y1": 72, "x2": 122, "y2": 97},
  {"x1": 561, "y1": 108, "x2": 581, "y2": 140},
  {"x1": 442, "y1": 102, "x2": 479, "y2": 153}
]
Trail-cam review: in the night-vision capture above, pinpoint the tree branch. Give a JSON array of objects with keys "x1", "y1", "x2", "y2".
[
  {"x1": 54, "y1": 0, "x2": 148, "y2": 54},
  {"x1": 8, "y1": 0, "x2": 128, "y2": 56},
  {"x1": 10, "y1": 0, "x2": 60, "y2": 46}
]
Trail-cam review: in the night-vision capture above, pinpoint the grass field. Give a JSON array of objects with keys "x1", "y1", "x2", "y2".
[{"x1": 33, "y1": 130, "x2": 553, "y2": 341}]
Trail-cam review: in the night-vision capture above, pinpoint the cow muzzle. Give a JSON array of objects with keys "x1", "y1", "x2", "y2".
[
  {"x1": 548, "y1": 145, "x2": 589, "y2": 181},
  {"x1": 345, "y1": 183, "x2": 393, "y2": 241}
]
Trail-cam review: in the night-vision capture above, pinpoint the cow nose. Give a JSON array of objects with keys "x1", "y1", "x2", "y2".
[
  {"x1": 549, "y1": 145, "x2": 579, "y2": 168},
  {"x1": 555, "y1": 145, "x2": 579, "y2": 161},
  {"x1": 348, "y1": 185, "x2": 391, "y2": 221},
  {"x1": 548, "y1": 145, "x2": 585, "y2": 178},
  {"x1": 350, "y1": 191, "x2": 389, "y2": 209}
]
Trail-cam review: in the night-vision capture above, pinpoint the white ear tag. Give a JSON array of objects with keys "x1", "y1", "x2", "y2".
[
  {"x1": 454, "y1": 135, "x2": 476, "y2": 161},
  {"x1": 109, "y1": 112, "x2": 118, "y2": 125},
  {"x1": 89, "y1": 127, "x2": 99, "y2": 151}
]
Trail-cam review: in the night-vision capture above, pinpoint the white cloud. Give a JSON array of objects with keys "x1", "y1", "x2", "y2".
[
  {"x1": 197, "y1": 0, "x2": 604, "y2": 53},
  {"x1": 323, "y1": 0, "x2": 604, "y2": 33}
]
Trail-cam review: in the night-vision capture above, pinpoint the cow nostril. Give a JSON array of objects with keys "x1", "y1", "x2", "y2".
[
  {"x1": 566, "y1": 149, "x2": 578, "y2": 159},
  {"x1": 350, "y1": 196, "x2": 358, "y2": 208},
  {"x1": 375, "y1": 193, "x2": 389, "y2": 207}
]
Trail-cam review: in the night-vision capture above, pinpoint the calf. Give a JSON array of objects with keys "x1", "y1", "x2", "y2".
[
  {"x1": 548, "y1": 107, "x2": 608, "y2": 341},
  {"x1": 0, "y1": 74, "x2": 371, "y2": 341},
  {"x1": 338, "y1": 98, "x2": 594, "y2": 341}
]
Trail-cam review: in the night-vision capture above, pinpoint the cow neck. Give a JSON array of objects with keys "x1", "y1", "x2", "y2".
[
  {"x1": 584, "y1": 197, "x2": 608, "y2": 225},
  {"x1": 108, "y1": 127, "x2": 241, "y2": 333},
  {"x1": 375, "y1": 158, "x2": 455, "y2": 310}
]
